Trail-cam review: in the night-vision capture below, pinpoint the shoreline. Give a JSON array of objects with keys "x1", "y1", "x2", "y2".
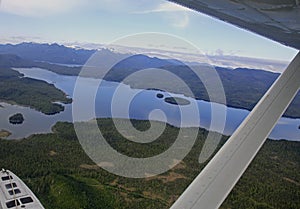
[
  {"x1": 3, "y1": 118, "x2": 300, "y2": 143},
  {"x1": 14, "y1": 67, "x2": 300, "y2": 119},
  {"x1": 0, "y1": 129, "x2": 12, "y2": 138}
]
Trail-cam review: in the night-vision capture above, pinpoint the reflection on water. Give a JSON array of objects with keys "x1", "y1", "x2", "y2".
[
  {"x1": 0, "y1": 102, "x2": 72, "y2": 139},
  {"x1": 0, "y1": 67, "x2": 299, "y2": 141}
]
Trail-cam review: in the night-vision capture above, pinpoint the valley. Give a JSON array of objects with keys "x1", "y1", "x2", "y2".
[{"x1": 0, "y1": 43, "x2": 299, "y2": 209}]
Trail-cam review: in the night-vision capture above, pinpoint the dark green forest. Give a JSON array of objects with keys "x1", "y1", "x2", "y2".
[
  {"x1": 9, "y1": 113, "x2": 24, "y2": 124},
  {"x1": 0, "y1": 119, "x2": 299, "y2": 209},
  {"x1": 0, "y1": 51, "x2": 299, "y2": 208},
  {"x1": 0, "y1": 66, "x2": 71, "y2": 115},
  {"x1": 39, "y1": 58, "x2": 300, "y2": 118},
  {"x1": 0, "y1": 53, "x2": 299, "y2": 118}
]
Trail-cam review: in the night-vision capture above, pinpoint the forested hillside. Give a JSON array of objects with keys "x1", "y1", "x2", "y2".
[
  {"x1": 0, "y1": 60, "x2": 71, "y2": 115},
  {"x1": 0, "y1": 120, "x2": 299, "y2": 209}
]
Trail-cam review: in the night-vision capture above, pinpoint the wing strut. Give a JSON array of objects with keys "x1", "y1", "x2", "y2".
[{"x1": 171, "y1": 51, "x2": 300, "y2": 209}]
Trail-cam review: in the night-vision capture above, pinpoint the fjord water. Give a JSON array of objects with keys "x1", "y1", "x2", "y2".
[{"x1": 1, "y1": 67, "x2": 299, "y2": 141}]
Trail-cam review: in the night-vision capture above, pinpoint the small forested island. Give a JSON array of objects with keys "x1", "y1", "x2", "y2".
[
  {"x1": 156, "y1": 93, "x2": 164, "y2": 99},
  {"x1": 9, "y1": 113, "x2": 24, "y2": 124},
  {"x1": 164, "y1": 97, "x2": 191, "y2": 106}
]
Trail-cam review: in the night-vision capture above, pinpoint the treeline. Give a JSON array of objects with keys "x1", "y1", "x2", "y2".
[
  {"x1": 0, "y1": 119, "x2": 299, "y2": 208},
  {"x1": 103, "y1": 64, "x2": 300, "y2": 118},
  {"x1": 1, "y1": 53, "x2": 299, "y2": 118},
  {"x1": 37, "y1": 55, "x2": 300, "y2": 118},
  {"x1": 0, "y1": 66, "x2": 71, "y2": 115}
]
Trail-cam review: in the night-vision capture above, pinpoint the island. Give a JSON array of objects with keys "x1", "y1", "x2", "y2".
[
  {"x1": 9, "y1": 113, "x2": 24, "y2": 125},
  {"x1": 164, "y1": 97, "x2": 191, "y2": 106},
  {"x1": 156, "y1": 93, "x2": 164, "y2": 99},
  {"x1": 0, "y1": 63, "x2": 72, "y2": 115},
  {"x1": 0, "y1": 130, "x2": 11, "y2": 138}
]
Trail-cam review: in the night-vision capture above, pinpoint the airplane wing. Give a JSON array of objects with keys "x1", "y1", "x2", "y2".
[
  {"x1": 171, "y1": 51, "x2": 300, "y2": 209},
  {"x1": 0, "y1": 169, "x2": 45, "y2": 209},
  {"x1": 168, "y1": 0, "x2": 300, "y2": 208},
  {"x1": 168, "y1": 0, "x2": 300, "y2": 50}
]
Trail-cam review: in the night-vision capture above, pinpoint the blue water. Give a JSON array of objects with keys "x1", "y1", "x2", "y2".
[{"x1": 0, "y1": 67, "x2": 299, "y2": 141}]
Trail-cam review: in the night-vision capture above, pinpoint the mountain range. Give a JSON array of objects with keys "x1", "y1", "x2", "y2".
[
  {"x1": 0, "y1": 42, "x2": 95, "y2": 64},
  {"x1": 0, "y1": 42, "x2": 299, "y2": 118}
]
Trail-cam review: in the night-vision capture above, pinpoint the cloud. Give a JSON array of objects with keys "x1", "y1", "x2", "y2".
[
  {"x1": 92, "y1": 0, "x2": 159, "y2": 13},
  {"x1": 136, "y1": 2, "x2": 190, "y2": 13},
  {"x1": 135, "y1": 2, "x2": 191, "y2": 28},
  {"x1": 0, "y1": 0, "x2": 85, "y2": 17},
  {"x1": 0, "y1": 35, "x2": 43, "y2": 44},
  {"x1": 156, "y1": 2, "x2": 191, "y2": 12},
  {"x1": 215, "y1": 49, "x2": 224, "y2": 56},
  {"x1": 170, "y1": 13, "x2": 190, "y2": 28},
  {"x1": 0, "y1": 0, "x2": 191, "y2": 28},
  {"x1": 96, "y1": 1, "x2": 189, "y2": 14},
  {"x1": 0, "y1": 0, "x2": 183, "y2": 17}
]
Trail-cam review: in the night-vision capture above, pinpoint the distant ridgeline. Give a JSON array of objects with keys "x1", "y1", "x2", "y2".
[
  {"x1": 0, "y1": 54, "x2": 72, "y2": 115},
  {"x1": 0, "y1": 42, "x2": 299, "y2": 118},
  {"x1": 0, "y1": 42, "x2": 95, "y2": 65}
]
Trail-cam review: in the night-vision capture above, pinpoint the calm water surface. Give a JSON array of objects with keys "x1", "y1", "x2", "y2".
[{"x1": 0, "y1": 67, "x2": 299, "y2": 141}]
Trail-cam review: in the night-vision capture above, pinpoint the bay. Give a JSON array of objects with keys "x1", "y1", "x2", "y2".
[{"x1": 0, "y1": 67, "x2": 298, "y2": 141}]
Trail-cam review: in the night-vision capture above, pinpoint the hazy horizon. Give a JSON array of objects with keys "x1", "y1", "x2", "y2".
[{"x1": 0, "y1": 0, "x2": 298, "y2": 62}]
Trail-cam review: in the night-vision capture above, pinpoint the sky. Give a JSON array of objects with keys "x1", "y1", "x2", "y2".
[{"x1": 0, "y1": 0, "x2": 298, "y2": 62}]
